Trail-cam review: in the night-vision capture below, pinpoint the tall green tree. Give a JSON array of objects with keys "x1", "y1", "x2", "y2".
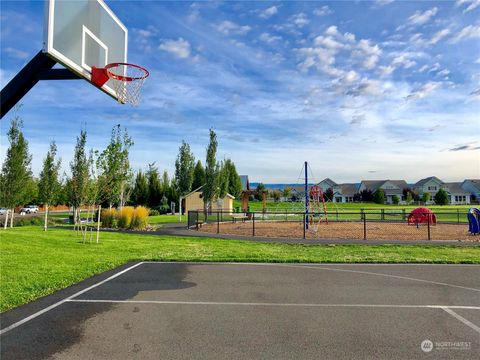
[
  {"x1": 146, "y1": 163, "x2": 162, "y2": 208},
  {"x1": 69, "y1": 130, "x2": 90, "y2": 222},
  {"x1": 422, "y1": 192, "x2": 431, "y2": 203},
  {"x1": 225, "y1": 159, "x2": 242, "y2": 198},
  {"x1": 203, "y1": 129, "x2": 218, "y2": 212},
  {"x1": 373, "y1": 188, "x2": 385, "y2": 204},
  {"x1": 255, "y1": 183, "x2": 266, "y2": 201},
  {"x1": 0, "y1": 114, "x2": 33, "y2": 227},
  {"x1": 174, "y1": 141, "x2": 195, "y2": 196},
  {"x1": 434, "y1": 189, "x2": 449, "y2": 205},
  {"x1": 131, "y1": 170, "x2": 149, "y2": 206},
  {"x1": 192, "y1": 160, "x2": 206, "y2": 190},
  {"x1": 97, "y1": 125, "x2": 134, "y2": 208},
  {"x1": 38, "y1": 142, "x2": 62, "y2": 231},
  {"x1": 217, "y1": 160, "x2": 229, "y2": 200}
]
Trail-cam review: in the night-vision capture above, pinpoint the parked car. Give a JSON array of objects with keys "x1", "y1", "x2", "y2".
[
  {"x1": 20, "y1": 205, "x2": 39, "y2": 214},
  {"x1": 0, "y1": 208, "x2": 7, "y2": 215}
]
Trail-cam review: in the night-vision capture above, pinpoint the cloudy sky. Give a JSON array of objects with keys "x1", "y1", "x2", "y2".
[{"x1": 1, "y1": 0, "x2": 479, "y2": 184}]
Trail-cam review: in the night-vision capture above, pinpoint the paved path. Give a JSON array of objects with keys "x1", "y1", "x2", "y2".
[{"x1": 1, "y1": 262, "x2": 479, "y2": 359}]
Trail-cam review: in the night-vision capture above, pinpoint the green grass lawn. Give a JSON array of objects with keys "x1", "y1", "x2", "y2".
[
  {"x1": 148, "y1": 214, "x2": 186, "y2": 225},
  {"x1": 1, "y1": 226, "x2": 479, "y2": 312}
]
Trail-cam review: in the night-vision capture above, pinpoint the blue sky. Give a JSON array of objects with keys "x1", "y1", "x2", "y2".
[{"x1": 1, "y1": 0, "x2": 479, "y2": 184}]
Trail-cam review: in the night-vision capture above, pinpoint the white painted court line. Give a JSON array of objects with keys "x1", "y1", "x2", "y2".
[
  {"x1": 0, "y1": 261, "x2": 145, "y2": 336},
  {"x1": 66, "y1": 299, "x2": 480, "y2": 310},
  {"x1": 142, "y1": 261, "x2": 480, "y2": 267},
  {"x1": 143, "y1": 262, "x2": 480, "y2": 292},
  {"x1": 441, "y1": 307, "x2": 480, "y2": 334}
]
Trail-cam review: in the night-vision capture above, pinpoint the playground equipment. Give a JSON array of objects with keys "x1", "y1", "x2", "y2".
[
  {"x1": 407, "y1": 207, "x2": 436, "y2": 226},
  {"x1": 308, "y1": 185, "x2": 329, "y2": 230},
  {"x1": 467, "y1": 208, "x2": 480, "y2": 235}
]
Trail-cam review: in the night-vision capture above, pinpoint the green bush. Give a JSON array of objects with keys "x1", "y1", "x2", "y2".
[
  {"x1": 149, "y1": 209, "x2": 160, "y2": 216},
  {"x1": 392, "y1": 195, "x2": 400, "y2": 205},
  {"x1": 131, "y1": 206, "x2": 149, "y2": 230},
  {"x1": 14, "y1": 216, "x2": 44, "y2": 227},
  {"x1": 434, "y1": 189, "x2": 449, "y2": 205}
]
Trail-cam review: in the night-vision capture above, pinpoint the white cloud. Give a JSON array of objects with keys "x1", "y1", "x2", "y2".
[
  {"x1": 356, "y1": 39, "x2": 382, "y2": 69},
  {"x1": 429, "y1": 29, "x2": 450, "y2": 45},
  {"x1": 375, "y1": 0, "x2": 395, "y2": 6},
  {"x1": 313, "y1": 6, "x2": 333, "y2": 16},
  {"x1": 455, "y1": 0, "x2": 480, "y2": 13},
  {"x1": 4, "y1": 47, "x2": 28, "y2": 59},
  {"x1": 159, "y1": 38, "x2": 191, "y2": 59},
  {"x1": 437, "y1": 69, "x2": 450, "y2": 78},
  {"x1": 259, "y1": 32, "x2": 282, "y2": 43},
  {"x1": 391, "y1": 54, "x2": 416, "y2": 69},
  {"x1": 407, "y1": 7, "x2": 438, "y2": 26},
  {"x1": 291, "y1": 13, "x2": 309, "y2": 28},
  {"x1": 406, "y1": 82, "x2": 441, "y2": 101},
  {"x1": 450, "y1": 24, "x2": 480, "y2": 43},
  {"x1": 379, "y1": 65, "x2": 395, "y2": 77},
  {"x1": 259, "y1": 6, "x2": 278, "y2": 19},
  {"x1": 214, "y1": 20, "x2": 251, "y2": 35}
]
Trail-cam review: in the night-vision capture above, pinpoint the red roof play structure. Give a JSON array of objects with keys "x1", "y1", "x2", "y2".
[{"x1": 407, "y1": 207, "x2": 436, "y2": 225}]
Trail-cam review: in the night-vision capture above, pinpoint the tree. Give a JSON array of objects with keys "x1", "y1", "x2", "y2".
[
  {"x1": 69, "y1": 130, "x2": 90, "y2": 224},
  {"x1": 217, "y1": 161, "x2": 229, "y2": 200},
  {"x1": 272, "y1": 190, "x2": 281, "y2": 202},
  {"x1": 192, "y1": 160, "x2": 206, "y2": 190},
  {"x1": 131, "y1": 170, "x2": 149, "y2": 206},
  {"x1": 38, "y1": 142, "x2": 62, "y2": 231},
  {"x1": 203, "y1": 129, "x2": 218, "y2": 213},
  {"x1": 434, "y1": 189, "x2": 449, "y2": 205},
  {"x1": 373, "y1": 188, "x2": 385, "y2": 204},
  {"x1": 324, "y1": 188, "x2": 334, "y2": 202},
  {"x1": 255, "y1": 183, "x2": 266, "y2": 201},
  {"x1": 225, "y1": 159, "x2": 242, "y2": 199},
  {"x1": 97, "y1": 125, "x2": 133, "y2": 208},
  {"x1": 283, "y1": 187, "x2": 292, "y2": 201},
  {"x1": 146, "y1": 163, "x2": 162, "y2": 208},
  {"x1": 392, "y1": 195, "x2": 400, "y2": 205},
  {"x1": 422, "y1": 192, "x2": 431, "y2": 203},
  {"x1": 359, "y1": 189, "x2": 373, "y2": 202},
  {"x1": 174, "y1": 141, "x2": 195, "y2": 197},
  {"x1": 406, "y1": 192, "x2": 413, "y2": 204},
  {"x1": 0, "y1": 115, "x2": 33, "y2": 227}
]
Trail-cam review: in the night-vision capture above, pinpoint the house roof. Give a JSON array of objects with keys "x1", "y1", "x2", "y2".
[
  {"x1": 444, "y1": 182, "x2": 469, "y2": 195},
  {"x1": 360, "y1": 180, "x2": 407, "y2": 193},
  {"x1": 318, "y1": 178, "x2": 338, "y2": 187},
  {"x1": 463, "y1": 179, "x2": 480, "y2": 190},
  {"x1": 415, "y1": 176, "x2": 444, "y2": 187},
  {"x1": 338, "y1": 183, "x2": 358, "y2": 196}
]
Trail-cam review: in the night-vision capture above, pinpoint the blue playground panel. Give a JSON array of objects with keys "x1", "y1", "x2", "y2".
[{"x1": 467, "y1": 208, "x2": 480, "y2": 235}]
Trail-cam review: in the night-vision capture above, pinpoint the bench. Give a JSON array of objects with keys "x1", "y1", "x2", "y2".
[
  {"x1": 195, "y1": 220, "x2": 204, "y2": 229},
  {"x1": 231, "y1": 214, "x2": 248, "y2": 223}
]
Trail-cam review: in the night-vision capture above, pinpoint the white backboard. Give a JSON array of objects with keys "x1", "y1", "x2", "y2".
[{"x1": 43, "y1": 0, "x2": 128, "y2": 100}]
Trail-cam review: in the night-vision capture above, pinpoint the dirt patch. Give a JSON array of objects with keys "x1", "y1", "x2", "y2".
[{"x1": 199, "y1": 220, "x2": 477, "y2": 241}]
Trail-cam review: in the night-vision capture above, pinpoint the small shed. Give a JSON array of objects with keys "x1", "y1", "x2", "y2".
[{"x1": 181, "y1": 186, "x2": 235, "y2": 214}]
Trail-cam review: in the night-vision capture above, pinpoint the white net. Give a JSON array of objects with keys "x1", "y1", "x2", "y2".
[{"x1": 106, "y1": 64, "x2": 148, "y2": 106}]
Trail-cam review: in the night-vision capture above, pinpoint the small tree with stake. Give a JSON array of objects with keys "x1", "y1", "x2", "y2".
[
  {"x1": 38, "y1": 142, "x2": 62, "y2": 231},
  {"x1": 203, "y1": 129, "x2": 218, "y2": 219},
  {"x1": 434, "y1": 189, "x2": 449, "y2": 205}
]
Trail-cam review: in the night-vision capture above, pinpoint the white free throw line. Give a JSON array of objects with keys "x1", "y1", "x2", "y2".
[
  {"x1": 65, "y1": 299, "x2": 480, "y2": 310},
  {"x1": 0, "y1": 261, "x2": 145, "y2": 336},
  {"x1": 441, "y1": 307, "x2": 480, "y2": 334}
]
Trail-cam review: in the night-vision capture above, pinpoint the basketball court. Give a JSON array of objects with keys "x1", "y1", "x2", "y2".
[{"x1": 1, "y1": 262, "x2": 479, "y2": 359}]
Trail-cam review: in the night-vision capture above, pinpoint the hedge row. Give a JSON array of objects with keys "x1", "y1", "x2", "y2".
[{"x1": 101, "y1": 206, "x2": 149, "y2": 230}]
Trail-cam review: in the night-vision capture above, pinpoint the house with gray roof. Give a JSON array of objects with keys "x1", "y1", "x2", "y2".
[
  {"x1": 444, "y1": 182, "x2": 471, "y2": 205},
  {"x1": 413, "y1": 176, "x2": 445, "y2": 203},
  {"x1": 317, "y1": 178, "x2": 358, "y2": 203},
  {"x1": 359, "y1": 180, "x2": 408, "y2": 204},
  {"x1": 462, "y1": 179, "x2": 480, "y2": 201}
]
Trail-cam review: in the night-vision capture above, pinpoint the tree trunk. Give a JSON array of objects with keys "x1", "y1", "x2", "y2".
[
  {"x1": 3, "y1": 210, "x2": 9, "y2": 230},
  {"x1": 96, "y1": 205, "x2": 101, "y2": 243},
  {"x1": 10, "y1": 208, "x2": 14, "y2": 228},
  {"x1": 44, "y1": 204, "x2": 48, "y2": 231}
]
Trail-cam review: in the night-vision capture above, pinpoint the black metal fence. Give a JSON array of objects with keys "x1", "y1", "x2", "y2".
[{"x1": 187, "y1": 209, "x2": 475, "y2": 241}]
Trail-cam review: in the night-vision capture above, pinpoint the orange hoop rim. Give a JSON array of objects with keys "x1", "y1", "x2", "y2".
[{"x1": 104, "y1": 62, "x2": 149, "y2": 82}]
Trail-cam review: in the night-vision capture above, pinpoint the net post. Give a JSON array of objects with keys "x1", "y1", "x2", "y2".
[
  {"x1": 427, "y1": 212, "x2": 431, "y2": 240},
  {"x1": 252, "y1": 212, "x2": 255, "y2": 237},
  {"x1": 217, "y1": 211, "x2": 220, "y2": 234},
  {"x1": 303, "y1": 213, "x2": 306, "y2": 239},
  {"x1": 363, "y1": 212, "x2": 367, "y2": 240}
]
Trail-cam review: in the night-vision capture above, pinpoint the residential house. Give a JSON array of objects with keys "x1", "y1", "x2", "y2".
[
  {"x1": 317, "y1": 178, "x2": 358, "y2": 202},
  {"x1": 413, "y1": 176, "x2": 445, "y2": 202},
  {"x1": 359, "y1": 180, "x2": 408, "y2": 204},
  {"x1": 443, "y1": 182, "x2": 471, "y2": 205},
  {"x1": 462, "y1": 179, "x2": 480, "y2": 201}
]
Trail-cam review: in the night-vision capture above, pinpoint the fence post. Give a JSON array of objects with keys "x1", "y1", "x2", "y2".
[
  {"x1": 363, "y1": 212, "x2": 367, "y2": 240},
  {"x1": 457, "y1": 209, "x2": 460, "y2": 224},
  {"x1": 381, "y1": 209, "x2": 385, "y2": 221},
  {"x1": 217, "y1": 211, "x2": 220, "y2": 234},
  {"x1": 196, "y1": 211, "x2": 199, "y2": 231},
  {"x1": 285, "y1": 209, "x2": 287, "y2": 221},
  {"x1": 360, "y1": 209, "x2": 364, "y2": 221},
  {"x1": 252, "y1": 212, "x2": 255, "y2": 237},
  {"x1": 402, "y1": 209, "x2": 406, "y2": 221},
  {"x1": 427, "y1": 212, "x2": 431, "y2": 240},
  {"x1": 303, "y1": 213, "x2": 306, "y2": 239},
  {"x1": 336, "y1": 210, "x2": 338, "y2": 221}
]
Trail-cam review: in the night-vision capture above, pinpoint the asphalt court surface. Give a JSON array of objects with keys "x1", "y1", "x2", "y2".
[{"x1": 1, "y1": 262, "x2": 479, "y2": 359}]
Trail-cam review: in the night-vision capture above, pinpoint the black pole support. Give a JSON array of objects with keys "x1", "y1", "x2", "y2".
[{"x1": 0, "y1": 51, "x2": 81, "y2": 119}]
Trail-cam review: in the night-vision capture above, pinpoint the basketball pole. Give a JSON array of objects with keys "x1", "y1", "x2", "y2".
[
  {"x1": 305, "y1": 161, "x2": 309, "y2": 230},
  {"x1": 0, "y1": 50, "x2": 80, "y2": 119}
]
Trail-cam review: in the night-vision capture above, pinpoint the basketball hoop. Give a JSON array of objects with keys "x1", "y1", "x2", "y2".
[{"x1": 91, "y1": 63, "x2": 149, "y2": 105}]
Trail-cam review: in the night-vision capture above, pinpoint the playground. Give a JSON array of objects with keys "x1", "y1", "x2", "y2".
[{"x1": 199, "y1": 219, "x2": 474, "y2": 241}]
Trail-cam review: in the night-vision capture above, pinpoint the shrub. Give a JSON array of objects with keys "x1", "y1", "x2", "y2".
[
  {"x1": 117, "y1": 207, "x2": 134, "y2": 229},
  {"x1": 434, "y1": 189, "x2": 449, "y2": 205},
  {"x1": 15, "y1": 216, "x2": 44, "y2": 227},
  {"x1": 373, "y1": 189, "x2": 385, "y2": 204},
  {"x1": 101, "y1": 208, "x2": 118, "y2": 228},
  {"x1": 392, "y1": 195, "x2": 400, "y2": 205},
  {"x1": 131, "y1": 206, "x2": 149, "y2": 229},
  {"x1": 149, "y1": 208, "x2": 160, "y2": 216}
]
